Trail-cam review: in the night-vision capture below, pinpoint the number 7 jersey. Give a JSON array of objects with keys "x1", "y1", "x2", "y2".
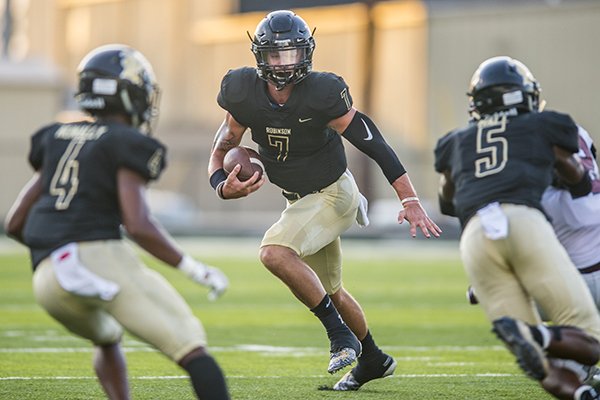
[
  {"x1": 217, "y1": 67, "x2": 352, "y2": 195},
  {"x1": 434, "y1": 110, "x2": 579, "y2": 226}
]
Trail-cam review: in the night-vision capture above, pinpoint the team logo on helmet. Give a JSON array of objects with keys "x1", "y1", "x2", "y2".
[{"x1": 75, "y1": 44, "x2": 160, "y2": 133}]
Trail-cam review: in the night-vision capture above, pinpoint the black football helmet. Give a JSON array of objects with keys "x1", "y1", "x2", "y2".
[
  {"x1": 467, "y1": 56, "x2": 541, "y2": 119},
  {"x1": 250, "y1": 10, "x2": 315, "y2": 90},
  {"x1": 75, "y1": 44, "x2": 160, "y2": 133}
]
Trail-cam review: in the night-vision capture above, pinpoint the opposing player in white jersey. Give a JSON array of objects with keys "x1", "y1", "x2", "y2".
[{"x1": 541, "y1": 126, "x2": 600, "y2": 308}]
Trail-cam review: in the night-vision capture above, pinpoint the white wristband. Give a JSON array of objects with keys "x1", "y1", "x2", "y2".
[
  {"x1": 215, "y1": 181, "x2": 226, "y2": 200},
  {"x1": 401, "y1": 196, "x2": 419, "y2": 205}
]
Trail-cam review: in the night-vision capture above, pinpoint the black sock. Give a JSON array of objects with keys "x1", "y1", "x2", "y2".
[
  {"x1": 182, "y1": 354, "x2": 230, "y2": 400},
  {"x1": 310, "y1": 294, "x2": 347, "y2": 340},
  {"x1": 360, "y1": 331, "x2": 383, "y2": 360}
]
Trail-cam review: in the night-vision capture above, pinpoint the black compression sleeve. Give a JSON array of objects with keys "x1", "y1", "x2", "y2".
[{"x1": 342, "y1": 111, "x2": 406, "y2": 183}]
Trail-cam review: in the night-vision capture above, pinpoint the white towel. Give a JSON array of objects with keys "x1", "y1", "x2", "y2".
[
  {"x1": 345, "y1": 169, "x2": 370, "y2": 227},
  {"x1": 477, "y1": 202, "x2": 508, "y2": 240},
  {"x1": 51, "y1": 243, "x2": 120, "y2": 301},
  {"x1": 356, "y1": 192, "x2": 370, "y2": 227}
]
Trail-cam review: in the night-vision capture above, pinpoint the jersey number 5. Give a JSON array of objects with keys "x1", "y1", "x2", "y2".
[{"x1": 475, "y1": 115, "x2": 508, "y2": 178}]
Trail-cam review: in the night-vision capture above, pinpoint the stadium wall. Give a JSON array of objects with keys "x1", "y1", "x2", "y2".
[{"x1": 0, "y1": 0, "x2": 598, "y2": 236}]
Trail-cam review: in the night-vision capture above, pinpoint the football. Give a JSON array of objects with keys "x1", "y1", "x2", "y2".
[{"x1": 223, "y1": 146, "x2": 264, "y2": 182}]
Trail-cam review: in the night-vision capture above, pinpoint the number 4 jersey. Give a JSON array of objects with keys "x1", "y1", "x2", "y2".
[
  {"x1": 23, "y1": 120, "x2": 166, "y2": 268},
  {"x1": 434, "y1": 110, "x2": 579, "y2": 227}
]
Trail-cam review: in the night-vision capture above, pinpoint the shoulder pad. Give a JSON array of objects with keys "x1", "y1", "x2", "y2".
[
  {"x1": 434, "y1": 128, "x2": 463, "y2": 173},
  {"x1": 302, "y1": 72, "x2": 352, "y2": 119},
  {"x1": 218, "y1": 67, "x2": 258, "y2": 108},
  {"x1": 538, "y1": 110, "x2": 579, "y2": 153},
  {"x1": 538, "y1": 110, "x2": 577, "y2": 128},
  {"x1": 28, "y1": 122, "x2": 61, "y2": 171},
  {"x1": 110, "y1": 129, "x2": 167, "y2": 180}
]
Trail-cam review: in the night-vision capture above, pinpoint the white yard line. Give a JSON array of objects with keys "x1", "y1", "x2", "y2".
[
  {"x1": 0, "y1": 344, "x2": 506, "y2": 354},
  {"x1": 0, "y1": 373, "x2": 518, "y2": 381}
]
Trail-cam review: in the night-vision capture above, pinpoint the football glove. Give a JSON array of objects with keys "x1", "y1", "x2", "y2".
[{"x1": 177, "y1": 255, "x2": 229, "y2": 301}]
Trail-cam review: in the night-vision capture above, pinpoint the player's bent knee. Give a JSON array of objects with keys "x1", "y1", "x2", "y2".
[
  {"x1": 329, "y1": 287, "x2": 347, "y2": 303},
  {"x1": 258, "y1": 246, "x2": 275, "y2": 269},
  {"x1": 259, "y1": 245, "x2": 294, "y2": 270}
]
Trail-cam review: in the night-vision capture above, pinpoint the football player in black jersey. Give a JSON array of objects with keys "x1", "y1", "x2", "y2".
[
  {"x1": 435, "y1": 56, "x2": 600, "y2": 400},
  {"x1": 5, "y1": 45, "x2": 230, "y2": 400},
  {"x1": 208, "y1": 10, "x2": 441, "y2": 391}
]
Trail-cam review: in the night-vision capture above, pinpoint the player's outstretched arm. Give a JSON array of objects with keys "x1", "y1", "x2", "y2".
[
  {"x1": 392, "y1": 174, "x2": 442, "y2": 238},
  {"x1": 118, "y1": 168, "x2": 229, "y2": 299},
  {"x1": 334, "y1": 108, "x2": 441, "y2": 238}
]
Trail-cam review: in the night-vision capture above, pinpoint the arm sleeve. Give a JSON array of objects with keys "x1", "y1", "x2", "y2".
[{"x1": 341, "y1": 111, "x2": 406, "y2": 183}]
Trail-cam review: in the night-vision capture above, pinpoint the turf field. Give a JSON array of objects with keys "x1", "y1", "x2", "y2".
[{"x1": 0, "y1": 237, "x2": 553, "y2": 399}]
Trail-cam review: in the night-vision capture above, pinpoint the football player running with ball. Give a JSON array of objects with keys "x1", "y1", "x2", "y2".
[
  {"x1": 208, "y1": 10, "x2": 441, "y2": 391},
  {"x1": 5, "y1": 45, "x2": 230, "y2": 400},
  {"x1": 434, "y1": 56, "x2": 600, "y2": 400}
]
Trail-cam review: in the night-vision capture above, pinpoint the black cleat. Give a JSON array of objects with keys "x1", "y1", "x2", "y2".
[
  {"x1": 492, "y1": 317, "x2": 548, "y2": 381},
  {"x1": 333, "y1": 353, "x2": 397, "y2": 391}
]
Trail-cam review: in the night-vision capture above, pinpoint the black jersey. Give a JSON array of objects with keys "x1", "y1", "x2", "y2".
[
  {"x1": 23, "y1": 120, "x2": 166, "y2": 268},
  {"x1": 434, "y1": 110, "x2": 579, "y2": 226},
  {"x1": 217, "y1": 67, "x2": 352, "y2": 195}
]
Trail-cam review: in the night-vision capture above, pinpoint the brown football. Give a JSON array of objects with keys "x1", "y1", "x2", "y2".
[{"x1": 223, "y1": 146, "x2": 264, "y2": 182}]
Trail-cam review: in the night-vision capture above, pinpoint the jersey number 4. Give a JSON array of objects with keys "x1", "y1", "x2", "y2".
[
  {"x1": 475, "y1": 115, "x2": 508, "y2": 178},
  {"x1": 49, "y1": 139, "x2": 84, "y2": 210}
]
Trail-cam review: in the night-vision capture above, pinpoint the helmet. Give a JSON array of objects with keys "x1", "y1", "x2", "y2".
[
  {"x1": 467, "y1": 56, "x2": 541, "y2": 119},
  {"x1": 75, "y1": 44, "x2": 160, "y2": 132},
  {"x1": 250, "y1": 10, "x2": 315, "y2": 90}
]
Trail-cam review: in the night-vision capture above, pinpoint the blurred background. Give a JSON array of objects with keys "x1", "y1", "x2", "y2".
[{"x1": 1, "y1": 0, "x2": 598, "y2": 239}]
